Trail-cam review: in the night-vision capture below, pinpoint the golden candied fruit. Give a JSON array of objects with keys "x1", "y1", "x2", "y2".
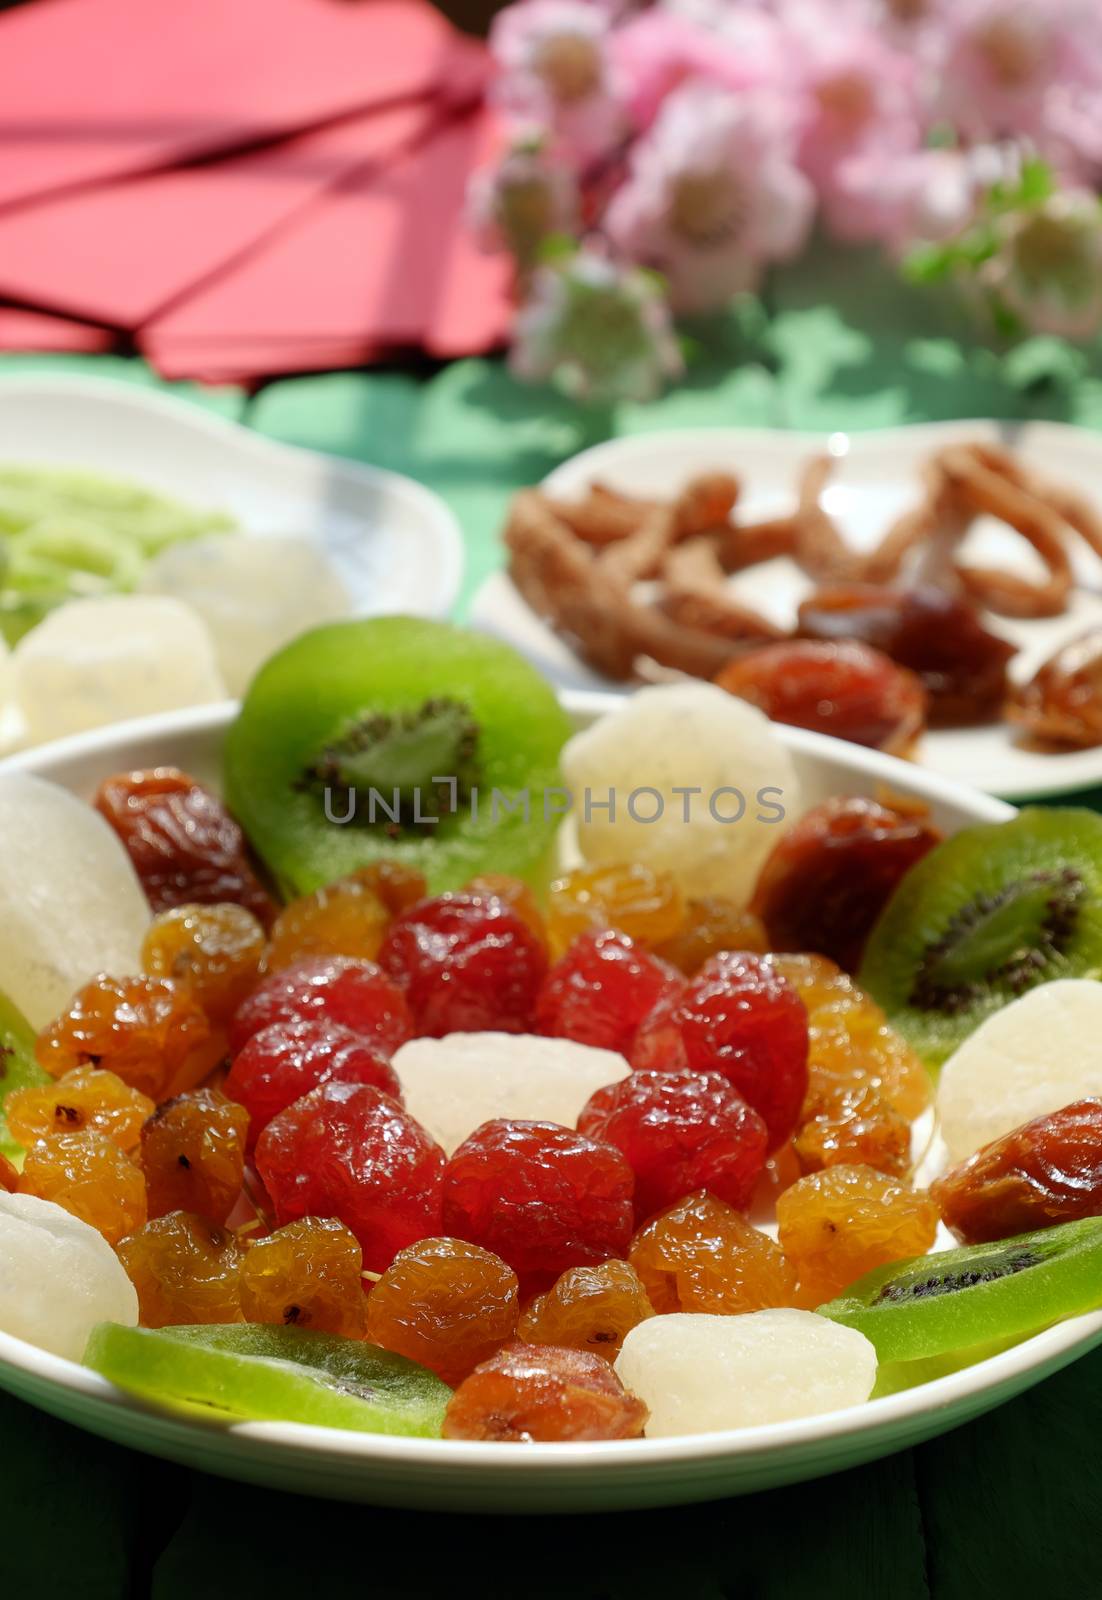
[
  {"x1": 36, "y1": 973, "x2": 219, "y2": 1101},
  {"x1": 653, "y1": 898, "x2": 770, "y2": 976},
  {"x1": 629, "y1": 1189, "x2": 798, "y2": 1315},
  {"x1": 139, "y1": 1088, "x2": 248, "y2": 1225},
  {"x1": 142, "y1": 902, "x2": 266, "y2": 1024},
  {"x1": 547, "y1": 862, "x2": 686, "y2": 957},
  {"x1": 518, "y1": 1259, "x2": 654, "y2": 1360},
  {"x1": 117, "y1": 1210, "x2": 243, "y2": 1326},
  {"x1": 769, "y1": 953, "x2": 932, "y2": 1178},
  {"x1": 19, "y1": 1130, "x2": 147, "y2": 1246},
  {"x1": 364, "y1": 1236, "x2": 519, "y2": 1385},
  {"x1": 265, "y1": 871, "x2": 392, "y2": 971},
  {"x1": 5, "y1": 1067, "x2": 154, "y2": 1153},
  {"x1": 239, "y1": 1217, "x2": 366, "y2": 1338},
  {"x1": 0, "y1": 1154, "x2": 18, "y2": 1193},
  {"x1": 776, "y1": 1163, "x2": 940, "y2": 1308}
]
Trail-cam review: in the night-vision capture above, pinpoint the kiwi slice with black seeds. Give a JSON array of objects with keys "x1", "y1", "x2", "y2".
[
  {"x1": 858, "y1": 808, "x2": 1102, "y2": 1068},
  {"x1": 817, "y1": 1215, "x2": 1102, "y2": 1363}
]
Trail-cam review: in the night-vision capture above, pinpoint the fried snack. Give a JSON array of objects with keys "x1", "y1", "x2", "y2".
[
  {"x1": 713, "y1": 514, "x2": 798, "y2": 573},
  {"x1": 1009, "y1": 628, "x2": 1102, "y2": 750},
  {"x1": 671, "y1": 472, "x2": 740, "y2": 537},
  {"x1": 505, "y1": 491, "x2": 740, "y2": 681},
  {"x1": 793, "y1": 456, "x2": 866, "y2": 583},
  {"x1": 937, "y1": 444, "x2": 1073, "y2": 618},
  {"x1": 862, "y1": 459, "x2": 973, "y2": 586},
  {"x1": 660, "y1": 538, "x2": 785, "y2": 644},
  {"x1": 598, "y1": 506, "x2": 677, "y2": 585},
  {"x1": 546, "y1": 483, "x2": 662, "y2": 546}
]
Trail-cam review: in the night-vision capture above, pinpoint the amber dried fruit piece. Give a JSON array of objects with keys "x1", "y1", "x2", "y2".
[
  {"x1": 752, "y1": 797, "x2": 941, "y2": 973},
  {"x1": 118, "y1": 1211, "x2": 244, "y2": 1326},
  {"x1": 799, "y1": 584, "x2": 1015, "y2": 728},
  {"x1": 442, "y1": 1343, "x2": 648, "y2": 1441},
  {"x1": 19, "y1": 1130, "x2": 147, "y2": 1246},
  {"x1": 139, "y1": 1088, "x2": 248, "y2": 1225},
  {"x1": 36, "y1": 974, "x2": 219, "y2": 1102},
  {"x1": 142, "y1": 903, "x2": 266, "y2": 1024},
  {"x1": 629, "y1": 1190, "x2": 797, "y2": 1315},
  {"x1": 95, "y1": 768, "x2": 276, "y2": 926},
  {"x1": 653, "y1": 898, "x2": 769, "y2": 976},
  {"x1": 1010, "y1": 628, "x2": 1102, "y2": 750},
  {"x1": 716, "y1": 639, "x2": 927, "y2": 756},
  {"x1": 776, "y1": 1163, "x2": 939, "y2": 1307},
  {"x1": 365, "y1": 1236, "x2": 519, "y2": 1385},
  {"x1": 5, "y1": 1067, "x2": 154, "y2": 1153},
  {"x1": 265, "y1": 872, "x2": 391, "y2": 972},
  {"x1": 770, "y1": 952, "x2": 931, "y2": 1178},
  {"x1": 547, "y1": 862, "x2": 686, "y2": 958},
  {"x1": 518, "y1": 1260, "x2": 654, "y2": 1360},
  {"x1": 931, "y1": 1098, "x2": 1102, "y2": 1244},
  {"x1": 0, "y1": 1154, "x2": 18, "y2": 1193},
  {"x1": 239, "y1": 1217, "x2": 367, "y2": 1338}
]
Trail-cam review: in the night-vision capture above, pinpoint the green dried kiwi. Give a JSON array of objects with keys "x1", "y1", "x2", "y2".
[
  {"x1": 84, "y1": 1322, "x2": 451, "y2": 1436},
  {"x1": 0, "y1": 988, "x2": 49, "y2": 1161},
  {"x1": 223, "y1": 616, "x2": 572, "y2": 897},
  {"x1": 817, "y1": 1216, "x2": 1102, "y2": 1364},
  {"x1": 858, "y1": 809, "x2": 1102, "y2": 1068}
]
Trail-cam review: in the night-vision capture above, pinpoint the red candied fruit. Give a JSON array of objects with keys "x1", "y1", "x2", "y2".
[
  {"x1": 441, "y1": 1119, "x2": 634, "y2": 1287},
  {"x1": 534, "y1": 929, "x2": 683, "y2": 1058},
  {"x1": 442, "y1": 1343, "x2": 647, "y2": 1442},
  {"x1": 578, "y1": 1066, "x2": 768, "y2": 1222},
  {"x1": 225, "y1": 1019, "x2": 402, "y2": 1155},
  {"x1": 228, "y1": 956, "x2": 411, "y2": 1058},
  {"x1": 255, "y1": 1081, "x2": 444, "y2": 1273},
  {"x1": 751, "y1": 796, "x2": 941, "y2": 973},
  {"x1": 94, "y1": 768, "x2": 276, "y2": 927},
  {"x1": 378, "y1": 892, "x2": 547, "y2": 1037},
  {"x1": 632, "y1": 951, "x2": 809, "y2": 1151}
]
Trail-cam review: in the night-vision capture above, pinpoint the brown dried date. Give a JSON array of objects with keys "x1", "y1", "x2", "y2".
[
  {"x1": 750, "y1": 796, "x2": 941, "y2": 973},
  {"x1": 95, "y1": 767, "x2": 276, "y2": 927}
]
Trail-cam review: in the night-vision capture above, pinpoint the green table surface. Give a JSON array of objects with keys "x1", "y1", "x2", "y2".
[{"x1": 3, "y1": 243, "x2": 1102, "y2": 1596}]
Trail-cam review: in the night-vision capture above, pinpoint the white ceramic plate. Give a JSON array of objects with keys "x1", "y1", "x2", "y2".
[
  {"x1": 470, "y1": 420, "x2": 1102, "y2": 802},
  {"x1": 0, "y1": 374, "x2": 464, "y2": 625},
  {"x1": 4, "y1": 698, "x2": 1102, "y2": 1511}
]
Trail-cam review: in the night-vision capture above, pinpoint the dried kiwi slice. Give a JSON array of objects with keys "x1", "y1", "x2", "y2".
[
  {"x1": 817, "y1": 1216, "x2": 1102, "y2": 1364},
  {"x1": 84, "y1": 1322, "x2": 451, "y2": 1436},
  {"x1": 858, "y1": 808, "x2": 1102, "y2": 1068},
  {"x1": 0, "y1": 988, "x2": 48, "y2": 1161},
  {"x1": 223, "y1": 618, "x2": 572, "y2": 897}
]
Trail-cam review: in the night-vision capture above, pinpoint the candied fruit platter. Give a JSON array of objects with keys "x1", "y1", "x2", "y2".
[
  {"x1": 472, "y1": 419, "x2": 1102, "y2": 801},
  {"x1": 0, "y1": 614, "x2": 1101, "y2": 1513}
]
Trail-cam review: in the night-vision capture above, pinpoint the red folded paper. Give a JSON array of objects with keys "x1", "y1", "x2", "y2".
[
  {"x1": 142, "y1": 106, "x2": 511, "y2": 383},
  {"x1": 0, "y1": 307, "x2": 112, "y2": 354},
  {"x1": 0, "y1": 0, "x2": 457, "y2": 213}
]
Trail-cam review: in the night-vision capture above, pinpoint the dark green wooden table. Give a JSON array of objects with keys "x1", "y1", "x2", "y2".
[{"x1": 2, "y1": 242, "x2": 1100, "y2": 1596}]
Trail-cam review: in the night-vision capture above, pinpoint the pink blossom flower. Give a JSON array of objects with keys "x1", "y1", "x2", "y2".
[
  {"x1": 610, "y1": 7, "x2": 788, "y2": 132},
  {"x1": 932, "y1": 0, "x2": 1102, "y2": 175},
  {"x1": 510, "y1": 247, "x2": 684, "y2": 402},
  {"x1": 837, "y1": 143, "x2": 1021, "y2": 253},
  {"x1": 603, "y1": 82, "x2": 814, "y2": 313},
  {"x1": 467, "y1": 132, "x2": 579, "y2": 272},
  {"x1": 489, "y1": 0, "x2": 628, "y2": 170},
  {"x1": 780, "y1": 3, "x2": 923, "y2": 241},
  {"x1": 982, "y1": 189, "x2": 1102, "y2": 338}
]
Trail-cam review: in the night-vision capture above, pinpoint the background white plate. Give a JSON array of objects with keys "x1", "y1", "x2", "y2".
[
  {"x1": 470, "y1": 420, "x2": 1102, "y2": 801},
  {"x1": 4, "y1": 700, "x2": 1101, "y2": 1512},
  {"x1": 0, "y1": 374, "x2": 464, "y2": 624}
]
